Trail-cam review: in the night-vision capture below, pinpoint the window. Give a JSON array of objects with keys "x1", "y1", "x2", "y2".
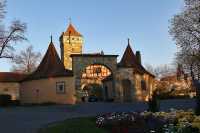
[
  {"x1": 56, "y1": 82, "x2": 65, "y2": 94},
  {"x1": 141, "y1": 80, "x2": 147, "y2": 91}
]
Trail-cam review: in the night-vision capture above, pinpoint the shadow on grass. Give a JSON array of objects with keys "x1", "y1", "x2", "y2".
[{"x1": 38, "y1": 117, "x2": 108, "y2": 133}]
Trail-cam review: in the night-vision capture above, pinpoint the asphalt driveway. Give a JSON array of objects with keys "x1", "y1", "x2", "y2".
[{"x1": 0, "y1": 99, "x2": 196, "y2": 133}]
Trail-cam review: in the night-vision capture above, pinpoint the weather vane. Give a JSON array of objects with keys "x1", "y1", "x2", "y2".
[
  {"x1": 128, "y1": 38, "x2": 130, "y2": 45},
  {"x1": 69, "y1": 17, "x2": 72, "y2": 24},
  {"x1": 50, "y1": 35, "x2": 53, "y2": 43}
]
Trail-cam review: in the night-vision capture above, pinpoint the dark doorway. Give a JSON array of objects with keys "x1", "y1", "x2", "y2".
[
  {"x1": 104, "y1": 86, "x2": 109, "y2": 100},
  {"x1": 83, "y1": 83, "x2": 103, "y2": 101},
  {"x1": 122, "y1": 79, "x2": 132, "y2": 102}
]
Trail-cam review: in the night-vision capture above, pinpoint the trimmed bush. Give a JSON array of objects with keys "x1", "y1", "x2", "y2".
[{"x1": 0, "y1": 94, "x2": 11, "y2": 106}]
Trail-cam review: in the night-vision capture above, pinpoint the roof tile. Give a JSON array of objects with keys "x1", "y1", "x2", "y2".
[
  {"x1": 23, "y1": 41, "x2": 73, "y2": 81},
  {"x1": 64, "y1": 23, "x2": 82, "y2": 37},
  {"x1": 0, "y1": 72, "x2": 27, "y2": 82},
  {"x1": 118, "y1": 42, "x2": 155, "y2": 77}
]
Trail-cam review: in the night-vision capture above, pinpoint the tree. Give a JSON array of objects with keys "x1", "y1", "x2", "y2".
[
  {"x1": 148, "y1": 90, "x2": 160, "y2": 112},
  {"x1": 11, "y1": 45, "x2": 41, "y2": 73},
  {"x1": 0, "y1": 0, "x2": 27, "y2": 59},
  {"x1": 145, "y1": 64, "x2": 175, "y2": 79},
  {"x1": 170, "y1": 0, "x2": 200, "y2": 115},
  {"x1": 169, "y1": 0, "x2": 200, "y2": 80},
  {"x1": 144, "y1": 64, "x2": 156, "y2": 76}
]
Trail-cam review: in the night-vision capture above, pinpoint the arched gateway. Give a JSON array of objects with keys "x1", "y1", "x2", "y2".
[{"x1": 71, "y1": 54, "x2": 118, "y2": 101}]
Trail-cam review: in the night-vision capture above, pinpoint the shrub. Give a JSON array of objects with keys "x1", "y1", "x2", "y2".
[
  {"x1": 148, "y1": 91, "x2": 160, "y2": 112},
  {"x1": 193, "y1": 80, "x2": 200, "y2": 115},
  {"x1": 10, "y1": 100, "x2": 20, "y2": 106},
  {"x1": 96, "y1": 112, "x2": 167, "y2": 133},
  {"x1": 195, "y1": 96, "x2": 200, "y2": 115},
  {"x1": 0, "y1": 94, "x2": 11, "y2": 106}
]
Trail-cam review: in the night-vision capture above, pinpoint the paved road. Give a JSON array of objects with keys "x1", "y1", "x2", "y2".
[{"x1": 0, "y1": 99, "x2": 196, "y2": 133}]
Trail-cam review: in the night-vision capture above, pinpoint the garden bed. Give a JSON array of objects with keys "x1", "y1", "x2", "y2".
[
  {"x1": 39, "y1": 109, "x2": 200, "y2": 133},
  {"x1": 96, "y1": 109, "x2": 200, "y2": 133}
]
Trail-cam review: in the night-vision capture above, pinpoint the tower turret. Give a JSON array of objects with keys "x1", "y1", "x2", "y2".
[{"x1": 60, "y1": 23, "x2": 83, "y2": 70}]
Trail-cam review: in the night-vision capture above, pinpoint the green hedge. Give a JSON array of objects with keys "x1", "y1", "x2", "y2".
[{"x1": 0, "y1": 94, "x2": 11, "y2": 106}]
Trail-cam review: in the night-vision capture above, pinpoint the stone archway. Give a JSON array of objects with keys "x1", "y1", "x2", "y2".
[
  {"x1": 71, "y1": 54, "x2": 118, "y2": 101},
  {"x1": 81, "y1": 64, "x2": 113, "y2": 101},
  {"x1": 83, "y1": 83, "x2": 104, "y2": 100},
  {"x1": 122, "y1": 79, "x2": 132, "y2": 102}
]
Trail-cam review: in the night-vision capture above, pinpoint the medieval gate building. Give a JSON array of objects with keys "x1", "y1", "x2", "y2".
[
  {"x1": 4, "y1": 22, "x2": 155, "y2": 104},
  {"x1": 71, "y1": 54, "x2": 118, "y2": 100}
]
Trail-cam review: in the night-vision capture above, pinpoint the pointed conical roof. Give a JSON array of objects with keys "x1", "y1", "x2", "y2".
[
  {"x1": 118, "y1": 43, "x2": 138, "y2": 68},
  {"x1": 64, "y1": 23, "x2": 82, "y2": 37},
  {"x1": 118, "y1": 40, "x2": 155, "y2": 77},
  {"x1": 23, "y1": 41, "x2": 73, "y2": 81}
]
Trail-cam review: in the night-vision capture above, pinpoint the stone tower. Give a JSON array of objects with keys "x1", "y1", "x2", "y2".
[{"x1": 60, "y1": 23, "x2": 83, "y2": 70}]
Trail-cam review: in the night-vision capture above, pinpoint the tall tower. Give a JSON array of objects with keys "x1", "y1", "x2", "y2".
[{"x1": 60, "y1": 23, "x2": 83, "y2": 70}]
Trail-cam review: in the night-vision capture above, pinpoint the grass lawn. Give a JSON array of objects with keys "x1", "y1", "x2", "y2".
[{"x1": 38, "y1": 117, "x2": 108, "y2": 133}]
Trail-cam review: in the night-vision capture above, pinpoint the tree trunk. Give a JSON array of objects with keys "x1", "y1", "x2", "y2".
[{"x1": 190, "y1": 64, "x2": 195, "y2": 81}]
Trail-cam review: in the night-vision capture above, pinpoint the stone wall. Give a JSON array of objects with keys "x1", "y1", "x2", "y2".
[
  {"x1": 72, "y1": 56, "x2": 118, "y2": 90},
  {"x1": 0, "y1": 82, "x2": 20, "y2": 100},
  {"x1": 115, "y1": 68, "x2": 136, "y2": 102},
  {"x1": 115, "y1": 68, "x2": 155, "y2": 102},
  {"x1": 102, "y1": 80, "x2": 115, "y2": 100},
  {"x1": 71, "y1": 55, "x2": 118, "y2": 102},
  {"x1": 60, "y1": 35, "x2": 83, "y2": 70},
  {"x1": 20, "y1": 77, "x2": 76, "y2": 104}
]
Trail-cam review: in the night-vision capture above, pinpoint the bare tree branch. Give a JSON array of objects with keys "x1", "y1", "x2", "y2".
[
  {"x1": 0, "y1": 1, "x2": 27, "y2": 59},
  {"x1": 11, "y1": 45, "x2": 41, "y2": 73},
  {"x1": 169, "y1": 0, "x2": 200, "y2": 80}
]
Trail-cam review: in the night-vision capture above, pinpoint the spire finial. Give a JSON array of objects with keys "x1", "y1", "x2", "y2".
[
  {"x1": 50, "y1": 35, "x2": 53, "y2": 43},
  {"x1": 128, "y1": 38, "x2": 130, "y2": 45}
]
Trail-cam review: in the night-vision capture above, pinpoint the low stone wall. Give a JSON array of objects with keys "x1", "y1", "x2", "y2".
[{"x1": 0, "y1": 82, "x2": 20, "y2": 100}]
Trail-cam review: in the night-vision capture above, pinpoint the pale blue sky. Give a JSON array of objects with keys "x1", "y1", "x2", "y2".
[{"x1": 1, "y1": 0, "x2": 184, "y2": 72}]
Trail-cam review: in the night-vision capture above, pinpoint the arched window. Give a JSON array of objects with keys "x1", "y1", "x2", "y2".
[{"x1": 141, "y1": 80, "x2": 147, "y2": 91}]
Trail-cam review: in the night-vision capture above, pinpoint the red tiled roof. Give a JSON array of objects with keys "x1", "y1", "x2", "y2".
[
  {"x1": 63, "y1": 23, "x2": 82, "y2": 37},
  {"x1": 0, "y1": 72, "x2": 27, "y2": 82},
  {"x1": 118, "y1": 42, "x2": 155, "y2": 77},
  {"x1": 23, "y1": 41, "x2": 73, "y2": 81}
]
